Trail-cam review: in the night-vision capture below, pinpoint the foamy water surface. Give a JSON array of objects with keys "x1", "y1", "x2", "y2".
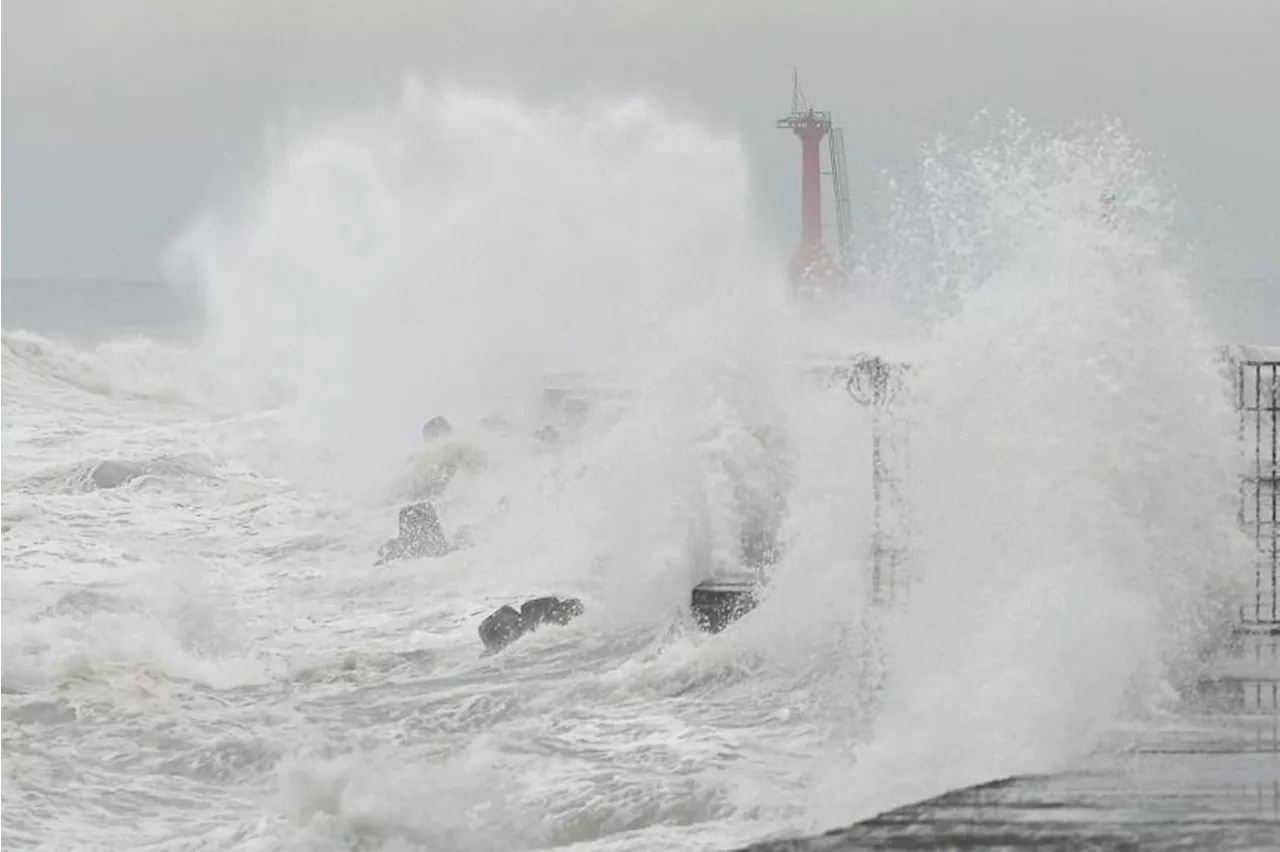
[{"x1": 1, "y1": 84, "x2": 1251, "y2": 851}]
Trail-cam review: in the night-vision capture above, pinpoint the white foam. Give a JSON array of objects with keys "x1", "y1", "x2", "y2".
[
  {"x1": 2, "y1": 90, "x2": 1258, "y2": 851},
  {"x1": 807, "y1": 115, "x2": 1253, "y2": 830}
]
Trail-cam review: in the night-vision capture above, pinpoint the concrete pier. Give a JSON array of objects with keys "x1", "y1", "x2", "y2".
[{"x1": 738, "y1": 635, "x2": 1280, "y2": 850}]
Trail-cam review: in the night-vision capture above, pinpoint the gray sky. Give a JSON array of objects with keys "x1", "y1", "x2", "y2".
[{"x1": 4, "y1": 0, "x2": 1280, "y2": 287}]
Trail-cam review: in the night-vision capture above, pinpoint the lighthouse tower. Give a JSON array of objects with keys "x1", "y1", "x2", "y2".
[{"x1": 777, "y1": 72, "x2": 852, "y2": 296}]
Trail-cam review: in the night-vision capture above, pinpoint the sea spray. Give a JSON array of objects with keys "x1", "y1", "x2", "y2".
[
  {"x1": 169, "y1": 79, "x2": 783, "y2": 486},
  {"x1": 556, "y1": 301, "x2": 804, "y2": 623},
  {"x1": 809, "y1": 116, "x2": 1251, "y2": 828},
  {"x1": 157, "y1": 83, "x2": 1253, "y2": 844},
  {"x1": 168, "y1": 77, "x2": 862, "y2": 626}
]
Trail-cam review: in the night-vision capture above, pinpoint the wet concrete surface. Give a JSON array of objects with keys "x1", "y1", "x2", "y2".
[{"x1": 742, "y1": 634, "x2": 1280, "y2": 851}]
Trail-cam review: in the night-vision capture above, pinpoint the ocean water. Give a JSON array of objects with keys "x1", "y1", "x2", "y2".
[{"x1": 1, "y1": 83, "x2": 1255, "y2": 850}]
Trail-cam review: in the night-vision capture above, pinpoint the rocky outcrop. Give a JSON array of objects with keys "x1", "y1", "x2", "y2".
[
  {"x1": 520, "y1": 596, "x2": 584, "y2": 627},
  {"x1": 691, "y1": 578, "x2": 760, "y2": 633},
  {"x1": 421, "y1": 416, "x2": 454, "y2": 442},
  {"x1": 45, "y1": 456, "x2": 218, "y2": 493},
  {"x1": 375, "y1": 502, "x2": 453, "y2": 564},
  {"x1": 477, "y1": 606, "x2": 524, "y2": 653},
  {"x1": 478, "y1": 596, "x2": 585, "y2": 655},
  {"x1": 88, "y1": 460, "x2": 147, "y2": 490}
]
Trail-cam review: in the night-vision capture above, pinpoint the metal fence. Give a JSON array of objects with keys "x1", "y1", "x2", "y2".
[
  {"x1": 847, "y1": 346, "x2": 1280, "y2": 632},
  {"x1": 1229, "y1": 346, "x2": 1280, "y2": 633}
]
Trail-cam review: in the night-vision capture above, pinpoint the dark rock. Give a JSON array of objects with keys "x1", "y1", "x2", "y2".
[
  {"x1": 422, "y1": 416, "x2": 453, "y2": 443},
  {"x1": 478, "y1": 595, "x2": 585, "y2": 655},
  {"x1": 691, "y1": 579, "x2": 759, "y2": 633},
  {"x1": 478, "y1": 605, "x2": 524, "y2": 654},
  {"x1": 520, "y1": 596, "x2": 584, "y2": 627},
  {"x1": 375, "y1": 538, "x2": 407, "y2": 564},
  {"x1": 375, "y1": 502, "x2": 453, "y2": 564},
  {"x1": 88, "y1": 460, "x2": 146, "y2": 490}
]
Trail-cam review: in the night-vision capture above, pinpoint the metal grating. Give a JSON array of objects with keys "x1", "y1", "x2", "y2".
[{"x1": 1233, "y1": 349, "x2": 1280, "y2": 631}]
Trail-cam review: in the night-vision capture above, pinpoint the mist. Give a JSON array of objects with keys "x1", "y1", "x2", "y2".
[
  {"x1": 5, "y1": 0, "x2": 1279, "y2": 308},
  {"x1": 4, "y1": 5, "x2": 1277, "y2": 848}
]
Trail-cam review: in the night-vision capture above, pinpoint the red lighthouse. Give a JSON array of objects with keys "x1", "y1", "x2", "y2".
[{"x1": 777, "y1": 73, "x2": 851, "y2": 296}]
